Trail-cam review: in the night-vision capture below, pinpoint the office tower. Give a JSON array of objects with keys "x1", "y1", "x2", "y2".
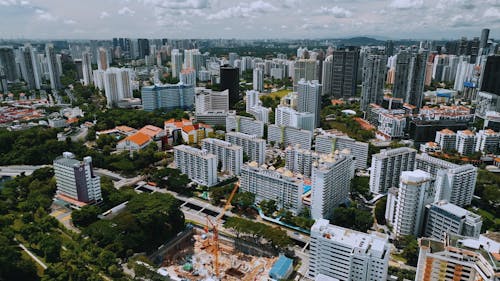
[
  {"x1": 480, "y1": 55, "x2": 500, "y2": 95},
  {"x1": 267, "y1": 124, "x2": 313, "y2": 150},
  {"x1": 311, "y1": 152, "x2": 355, "y2": 220},
  {"x1": 252, "y1": 68, "x2": 263, "y2": 92},
  {"x1": 240, "y1": 163, "x2": 304, "y2": 215},
  {"x1": 293, "y1": 59, "x2": 318, "y2": 90},
  {"x1": 173, "y1": 145, "x2": 217, "y2": 187},
  {"x1": 369, "y1": 147, "x2": 417, "y2": 194},
  {"x1": 170, "y1": 49, "x2": 183, "y2": 78},
  {"x1": 180, "y1": 68, "x2": 196, "y2": 86},
  {"x1": 275, "y1": 105, "x2": 315, "y2": 132},
  {"x1": 225, "y1": 132, "x2": 265, "y2": 165},
  {"x1": 0, "y1": 46, "x2": 18, "y2": 82},
  {"x1": 424, "y1": 201, "x2": 482, "y2": 241},
  {"x1": 201, "y1": 138, "x2": 243, "y2": 176},
  {"x1": 297, "y1": 79, "x2": 322, "y2": 129},
  {"x1": 435, "y1": 129, "x2": 457, "y2": 152},
  {"x1": 360, "y1": 51, "x2": 387, "y2": 111},
  {"x1": 103, "y1": 68, "x2": 132, "y2": 107},
  {"x1": 321, "y1": 55, "x2": 333, "y2": 96},
  {"x1": 226, "y1": 113, "x2": 265, "y2": 138},
  {"x1": 141, "y1": 83, "x2": 195, "y2": 111},
  {"x1": 220, "y1": 65, "x2": 240, "y2": 109},
  {"x1": 137, "y1": 38, "x2": 150, "y2": 59},
  {"x1": 19, "y1": 44, "x2": 40, "y2": 90},
  {"x1": 387, "y1": 170, "x2": 434, "y2": 237},
  {"x1": 393, "y1": 51, "x2": 427, "y2": 107},
  {"x1": 45, "y1": 43, "x2": 62, "y2": 90},
  {"x1": 82, "y1": 52, "x2": 93, "y2": 86},
  {"x1": 53, "y1": 152, "x2": 102, "y2": 204},
  {"x1": 315, "y1": 133, "x2": 369, "y2": 170},
  {"x1": 456, "y1": 130, "x2": 477, "y2": 155},
  {"x1": 476, "y1": 129, "x2": 500, "y2": 153},
  {"x1": 309, "y1": 219, "x2": 390, "y2": 281},
  {"x1": 332, "y1": 47, "x2": 359, "y2": 99},
  {"x1": 480, "y1": 28, "x2": 490, "y2": 50},
  {"x1": 97, "y1": 48, "x2": 109, "y2": 70},
  {"x1": 415, "y1": 236, "x2": 499, "y2": 281}
]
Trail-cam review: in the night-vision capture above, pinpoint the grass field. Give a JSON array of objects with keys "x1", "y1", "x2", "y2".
[{"x1": 266, "y1": 89, "x2": 292, "y2": 99}]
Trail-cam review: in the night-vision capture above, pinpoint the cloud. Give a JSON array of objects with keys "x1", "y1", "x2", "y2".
[
  {"x1": 99, "y1": 11, "x2": 110, "y2": 19},
  {"x1": 389, "y1": 0, "x2": 423, "y2": 9},
  {"x1": 207, "y1": 0, "x2": 278, "y2": 20},
  {"x1": 118, "y1": 6, "x2": 135, "y2": 16},
  {"x1": 484, "y1": 7, "x2": 500, "y2": 18},
  {"x1": 64, "y1": 19, "x2": 76, "y2": 25},
  {"x1": 35, "y1": 9, "x2": 57, "y2": 21},
  {"x1": 316, "y1": 6, "x2": 352, "y2": 18},
  {"x1": 0, "y1": 0, "x2": 29, "y2": 6},
  {"x1": 146, "y1": 0, "x2": 211, "y2": 9}
]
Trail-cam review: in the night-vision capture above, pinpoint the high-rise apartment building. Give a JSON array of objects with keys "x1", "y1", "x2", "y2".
[
  {"x1": 0, "y1": 46, "x2": 18, "y2": 82},
  {"x1": 19, "y1": 44, "x2": 40, "y2": 90},
  {"x1": 253, "y1": 68, "x2": 263, "y2": 92},
  {"x1": 180, "y1": 68, "x2": 196, "y2": 86},
  {"x1": 360, "y1": 50, "x2": 387, "y2": 111},
  {"x1": 275, "y1": 105, "x2": 315, "y2": 132},
  {"x1": 226, "y1": 113, "x2": 265, "y2": 138},
  {"x1": 424, "y1": 201, "x2": 482, "y2": 241},
  {"x1": 480, "y1": 55, "x2": 500, "y2": 95},
  {"x1": 171, "y1": 49, "x2": 183, "y2": 78},
  {"x1": 315, "y1": 133, "x2": 369, "y2": 170},
  {"x1": 388, "y1": 170, "x2": 434, "y2": 237},
  {"x1": 174, "y1": 145, "x2": 217, "y2": 187},
  {"x1": 297, "y1": 79, "x2": 322, "y2": 129},
  {"x1": 308, "y1": 219, "x2": 390, "y2": 281},
  {"x1": 475, "y1": 129, "x2": 500, "y2": 154},
  {"x1": 103, "y1": 68, "x2": 132, "y2": 107},
  {"x1": 240, "y1": 163, "x2": 304, "y2": 214},
  {"x1": 225, "y1": 132, "x2": 266, "y2": 165},
  {"x1": 332, "y1": 47, "x2": 359, "y2": 99},
  {"x1": 393, "y1": 51, "x2": 427, "y2": 107},
  {"x1": 220, "y1": 64, "x2": 240, "y2": 109},
  {"x1": 137, "y1": 38, "x2": 150, "y2": 59},
  {"x1": 82, "y1": 52, "x2": 93, "y2": 86},
  {"x1": 321, "y1": 55, "x2": 333, "y2": 96},
  {"x1": 456, "y1": 130, "x2": 477, "y2": 155},
  {"x1": 45, "y1": 43, "x2": 62, "y2": 90},
  {"x1": 53, "y1": 152, "x2": 102, "y2": 204},
  {"x1": 369, "y1": 147, "x2": 417, "y2": 194},
  {"x1": 141, "y1": 83, "x2": 195, "y2": 111},
  {"x1": 293, "y1": 59, "x2": 318, "y2": 90},
  {"x1": 201, "y1": 138, "x2": 243, "y2": 176},
  {"x1": 311, "y1": 152, "x2": 355, "y2": 220},
  {"x1": 285, "y1": 145, "x2": 322, "y2": 178},
  {"x1": 267, "y1": 124, "x2": 313, "y2": 150},
  {"x1": 97, "y1": 47, "x2": 109, "y2": 71},
  {"x1": 435, "y1": 129, "x2": 457, "y2": 152}
]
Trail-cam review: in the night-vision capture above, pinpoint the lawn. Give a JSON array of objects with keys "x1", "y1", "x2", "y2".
[{"x1": 267, "y1": 89, "x2": 292, "y2": 99}]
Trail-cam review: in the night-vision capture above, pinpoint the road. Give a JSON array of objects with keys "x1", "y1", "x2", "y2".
[
  {"x1": 19, "y1": 242, "x2": 48, "y2": 270},
  {"x1": 0, "y1": 165, "x2": 48, "y2": 177}
]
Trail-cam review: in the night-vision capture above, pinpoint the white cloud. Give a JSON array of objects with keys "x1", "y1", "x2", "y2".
[
  {"x1": 147, "y1": 0, "x2": 211, "y2": 9},
  {"x1": 389, "y1": 0, "x2": 423, "y2": 9},
  {"x1": 118, "y1": 6, "x2": 135, "y2": 16},
  {"x1": 0, "y1": 0, "x2": 29, "y2": 6},
  {"x1": 207, "y1": 0, "x2": 278, "y2": 20},
  {"x1": 484, "y1": 7, "x2": 500, "y2": 18},
  {"x1": 35, "y1": 9, "x2": 57, "y2": 21},
  {"x1": 316, "y1": 6, "x2": 352, "y2": 18},
  {"x1": 99, "y1": 11, "x2": 110, "y2": 19},
  {"x1": 64, "y1": 19, "x2": 76, "y2": 25}
]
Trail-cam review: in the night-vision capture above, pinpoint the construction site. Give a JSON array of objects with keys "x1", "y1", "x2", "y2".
[{"x1": 161, "y1": 230, "x2": 278, "y2": 281}]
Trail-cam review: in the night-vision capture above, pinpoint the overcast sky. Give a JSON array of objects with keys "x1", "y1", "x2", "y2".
[{"x1": 0, "y1": 0, "x2": 499, "y2": 40}]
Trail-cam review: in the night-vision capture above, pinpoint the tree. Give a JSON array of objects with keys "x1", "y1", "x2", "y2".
[
  {"x1": 395, "y1": 235, "x2": 419, "y2": 266},
  {"x1": 39, "y1": 234, "x2": 62, "y2": 262},
  {"x1": 233, "y1": 192, "x2": 255, "y2": 210},
  {"x1": 375, "y1": 197, "x2": 387, "y2": 225},
  {"x1": 72, "y1": 205, "x2": 101, "y2": 227},
  {"x1": 260, "y1": 200, "x2": 277, "y2": 217},
  {"x1": 331, "y1": 205, "x2": 374, "y2": 233}
]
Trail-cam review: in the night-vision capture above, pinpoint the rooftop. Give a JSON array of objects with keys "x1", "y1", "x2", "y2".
[
  {"x1": 138, "y1": 125, "x2": 163, "y2": 138},
  {"x1": 121, "y1": 132, "x2": 151, "y2": 146}
]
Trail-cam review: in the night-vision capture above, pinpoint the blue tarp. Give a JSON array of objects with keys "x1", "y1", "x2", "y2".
[{"x1": 269, "y1": 254, "x2": 293, "y2": 280}]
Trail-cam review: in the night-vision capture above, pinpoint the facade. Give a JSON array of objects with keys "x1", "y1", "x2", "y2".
[
  {"x1": 369, "y1": 147, "x2": 417, "y2": 194},
  {"x1": 226, "y1": 113, "x2": 265, "y2": 138},
  {"x1": 311, "y1": 152, "x2": 355, "y2": 220},
  {"x1": 19, "y1": 44, "x2": 40, "y2": 90},
  {"x1": 480, "y1": 55, "x2": 500, "y2": 95},
  {"x1": 435, "y1": 128, "x2": 457, "y2": 152},
  {"x1": 456, "y1": 130, "x2": 477, "y2": 155},
  {"x1": 225, "y1": 132, "x2": 266, "y2": 165},
  {"x1": 195, "y1": 89, "x2": 229, "y2": 113},
  {"x1": 424, "y1": 201, "x2": 482, "y2": 241},
  {"x1": 103, "y1": 68, "x2": 132, "y2": 107},
  {"x1": 201, "y1": 138, "x2": 243, "y2": 176},
  {"x1": 171, "y1": 49, "x2": 183, "y2": 78},
  {"x1": 332, "y1": 48, "x2": 359, "y2": 99},
  {"x1": 315, "y1": 133, "x2": 369, "y2": 170},
  {"x1": 293, "y1": 59, "x2": 318, "y2": 90},
  {"x1": 389, "y1": 170, "x2": 434, "y2": 237},
  {"x1": 360, "y1": 51, "x2": 387, "y2": 111},
  {"x1": 475, "y1": 129, "x2": 500, "y2": 153},
  {"x1": 309, "y1": 219, "x2": 390, "y2": 281},
  {"x1": 141, "y1": 83, "x2": 195, "y2": 111},
  {"x1": 297, "y1": 79, "x2": 322, "y2": 129},
  {"x1": 240, "y1": 163, "x2": 304, "y2": 214},
  {"x1": 321, "y1": 55, "x2": 334, "y2": 96},
  {"x1": 377, "y1": 113, "x2": 406, "y2": 139},
  {"x1": 173, "y1": 145, "x2": 217, "y2": 187},
  {"x1": 82, "y1": 52, "x2": 93, "y2": 86},
  {"x1": 0, "y1": 46, "x2": 18, "y2": 82},
  {"x1": 393, "y1": 51, "x2": 427, "y2": 107},
  {"x1": 252, "y1": 68, "x2": 263, "y2": 92},
  {"x1": 275, "y1": 105, "x2": 314, "y2": 132},
  {"x1": 415, "y1": 236, "x2": 499, "y2": 281},
  {"x1": 180, "y1": 68, "x2": 196, "y2": 86},
  {"x1": 267, "y1": 124, "x2": 313, "y2": 150},
  {"x1": 45, "y1": 43, "x2": 62, "y2": 90},
  {"x1": 220, "y1": 64, "x2": 240, "y2": 109},
  {"x1": 53, "y1": 152, "x2": 102, "y2": 205},
  {"x1": 285, "y1": 145, "x2": 322, "y2": 178}
]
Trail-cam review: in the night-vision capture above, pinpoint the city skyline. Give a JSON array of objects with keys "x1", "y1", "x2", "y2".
[{"x1": 0, "y1": 0, "x2": 499, "y2": 40}]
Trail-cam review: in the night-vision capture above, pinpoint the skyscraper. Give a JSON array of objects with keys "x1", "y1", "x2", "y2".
[
  {"x1": 369, "y1": 147, "x2": 417, "y2": 194},
  {"x1": 174, "y1": 145, "x2": 217, "y2": 187},
  {"x1": 360, "y1": 50, "x2": 387, "y2": 111},
  {"x1": 137, "y1": 38, "x2": 150, "y2": 59},
  {"x1": 82, "y1": 52, "x2": 93, "y2": 86},
  {"x1": 103, "y1": 68, "x2": 132, "y2": 107},
  {"x1": 293, "y1": 59, "x2": 318, "y2": 90},
  {"x1": 332, "y1": 47, "x2": 359, "y2": 99},
  {"x1": 53, "y1": 152, "x2": 102, "y2": 204},
  {"x1": 171, "y1": 49, "x2": 183, "y2": 78},
  {"x1": 19, "y1": 44, "x2": 40, "y2": 90},
  {"x1": 97, "y1": 47, "x2": 109, "y2": 71},
  {"x1": 321, "y1": 55, "x2": 333, "y2": 96},
  {"x1": 480, "y1": 55, "x2": 500, "y2": 95},
  {"x1": 480, "y1": 28, "x2": 490, "y2": 50},
  {"x1": 45, "y1": 43, "x2": 62, "y2": 90},
  {"x1": 393, "y1": 51, "x2": 427, "y2": 107},
  {"x1": 252, "y1": 68, "x2": 263, "y2": 92},
  {"x1": 0, "y1": 46, "x2": 18, "y2": 82},
  {"x1": 297, "y1": 79, "x2": 322, "y2": 129},
  {"x1": 220, "y1": 64, "x2": 240, "y2": 109}
]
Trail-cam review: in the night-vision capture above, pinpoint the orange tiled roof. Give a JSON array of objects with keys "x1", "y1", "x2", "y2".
[
  {"x1": 139, "y1": 125, "x2": 163, "y2": 138},
  {"x1": 439, "y1": 128, "x2": 456, "y2": 135},
  {"x1": 122, "y1": 132, "x2": 151, "y2": 146},
  {"x1": 183, "y1": 125, "x2": 195, "y2": 133},
  {"x1": 116, "y1": 125, "x2": 136, "y2": 132}
]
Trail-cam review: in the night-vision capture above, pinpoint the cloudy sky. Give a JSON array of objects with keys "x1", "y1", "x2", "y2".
[{"x1": 0, "y1": 0, "x2": 499, "y2": 40}]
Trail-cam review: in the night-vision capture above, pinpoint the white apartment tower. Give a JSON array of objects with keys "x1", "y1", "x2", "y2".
[
  {"x1": 311, "y1": 152, "x2": 355, "y2": 220},
  {"x1": 253, "y1": 68, "x2": 263, "y2": 92},
  {"x1": 435, "y1": 128, "x2": 457, "y2": 152},
  {"x1": 309, "y1": 219, "x2": 390, "y2": 281},
  {"x1": 82, "y1": 52, "x2": 93, "y2": 86},
  {"x1": 297, "y1": 79, "x2": 322, "y2": 129},
  {"x1": 225, "y1": 132, "x2": 266, "y2": 165},
  {"x1": 274, "y1": 105, "x2": 315, "y2": 132},
  {"x1": 475, "y1": 129, "x2": 500, "y2": 153},
  {"x1": 369, "y1": 147, "x2": 417, "y2": 194},
  {"x1": 201, "y1": 138, "x2": 243, "y2": 176},
  {"x1": 103, "y1": 68, "x2": 132, "y2": 107},
  {"x1": 315, "y1": 133, "x2": 369, "y2": 170},
  {"x1": 53, "y1": 152, "x2": 102, "y2": 204},
  {"x1": 171, "y1": 49, "x2": 183, "y2": 78},
  {"x1": 456, "y1": 130, "x2": 477, "y2": 155},
  {"x1": 45, "y1": 43, "x2": 62, "y2": 90},
  {"x1": 173, "y1": 145, "x2": 217, "y2": 187}
]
